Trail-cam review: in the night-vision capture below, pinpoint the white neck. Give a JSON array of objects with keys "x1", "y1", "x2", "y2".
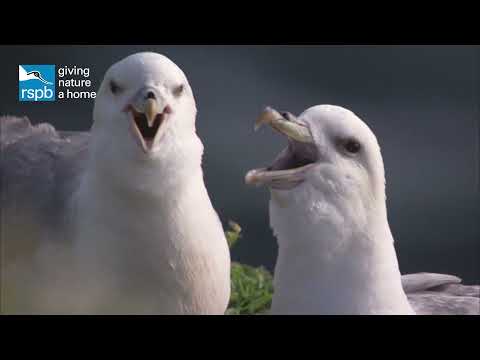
[
  {"x1": 269, "y1": 189, "x2": 414, "y2": 315},
  {"x1": 72, "y1": 138, "x2": 210, "y2": 253},
  {"x1": 66, "y1": 136, "x2": 230, "y2": 314}
]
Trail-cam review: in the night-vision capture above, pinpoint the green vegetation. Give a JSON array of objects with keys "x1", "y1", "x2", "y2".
[{"x1": 225, "y1": 221, "x2": 274, "y2": 315}]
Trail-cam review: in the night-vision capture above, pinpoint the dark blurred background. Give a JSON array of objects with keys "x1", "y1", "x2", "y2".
[{"x1": 1, "y1": 45, "x2": 479, "y2": 283}]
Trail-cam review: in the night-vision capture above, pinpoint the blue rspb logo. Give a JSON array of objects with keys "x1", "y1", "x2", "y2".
[{"x1": 19, "y1": 65, "x2": 56, "y2": 102}]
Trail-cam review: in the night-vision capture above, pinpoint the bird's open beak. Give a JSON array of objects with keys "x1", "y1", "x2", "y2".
[
  {"x1": 126, "y1": 89, "x2": 172, "y2": 153},
  {"x1": 245, "y1": 107, "x2": 316, "y2": 190}
]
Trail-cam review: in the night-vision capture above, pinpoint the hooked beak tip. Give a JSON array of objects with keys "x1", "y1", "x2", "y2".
[
  {"x1": 144, "y1": 98, "x2": 158, "y2": 127},
  {"x1": 254, "y1": 106, "x2": 314, "y2": 144}
]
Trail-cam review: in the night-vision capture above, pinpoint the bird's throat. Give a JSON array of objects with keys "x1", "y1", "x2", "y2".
[{"x1": 270, "y1": 201, "x2": 414, "y2": 315}]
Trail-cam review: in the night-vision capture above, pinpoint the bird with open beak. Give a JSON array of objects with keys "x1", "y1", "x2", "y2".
[
  {"x1": 246, "y1": 105, "x2": 479, "y2": 315},
  {"x1": 1, "y1": 52, "x2": 231, "y2": 314},
  {"x1": 73, "y1": 52, "x2": 232, "y2": 314}
]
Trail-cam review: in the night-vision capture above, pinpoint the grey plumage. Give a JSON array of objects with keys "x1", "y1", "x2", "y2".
[
  {"x1": 1, "y1": 116, "x2": 91, "y2": 311},
  {"x1": 402, "y1": 273, "x2": 479, "y2": 315},
  {"x1": 1, "y1": 116, "x2": 88, "y2": 235},
  {"x1": 1, "y1": 116, "x2": 89, "y2": 242}
]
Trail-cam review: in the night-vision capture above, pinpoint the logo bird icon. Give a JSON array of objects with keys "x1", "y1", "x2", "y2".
[{"x1": 19, "y1": 65, "x2": 53, "y2": 85}]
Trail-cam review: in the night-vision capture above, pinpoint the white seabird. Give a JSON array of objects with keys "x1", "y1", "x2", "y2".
[
  {"x1": 1, "y1": 52, "x2": 231, "y2": 314},
  {"x1": 245, "y1": 105, "x2": 479, "y2": 315}
]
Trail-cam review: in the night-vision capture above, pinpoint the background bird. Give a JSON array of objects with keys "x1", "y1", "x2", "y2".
[
  {"x1": 246, "y1": 105, "x2": 479, "y2": 315},
  {"x1": 1, "y1": 52, "x2": 231, "y2": 314}
]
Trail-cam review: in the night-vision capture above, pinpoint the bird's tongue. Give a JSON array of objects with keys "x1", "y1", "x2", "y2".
[{"x1": 145, "y1": 139, "x2": 155, "y2": 149}]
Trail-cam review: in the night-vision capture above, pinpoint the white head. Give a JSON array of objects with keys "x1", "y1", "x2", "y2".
[
  {"x1": 91, "y1": 52, "x2": 202, "y2": 191},
  {"x1": 246, "y1": 105, "x2": 389, "y2": 250},
  {"x1": 246, "y1": 106, "x2": 414, "y2": 314}
]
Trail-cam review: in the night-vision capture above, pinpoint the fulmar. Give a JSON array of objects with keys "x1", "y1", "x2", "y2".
[
  {"x1": 245, "y1": 105, "x2": 479, "y2": 315},
  {"x1": 1, "y1": 52, "x2": 231, "y2": 314}
]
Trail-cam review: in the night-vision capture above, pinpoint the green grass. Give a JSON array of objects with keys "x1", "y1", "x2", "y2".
[{"x1": 225, "y1": 221, "x2": 274, "y2": 315}]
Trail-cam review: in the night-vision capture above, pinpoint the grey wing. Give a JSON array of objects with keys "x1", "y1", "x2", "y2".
[
  {"x1": 1, "y1": 116, "x2": 90, "y2": 262},
  {"x1": 402, "y1": 273, "x2": 480, "y2": 315}
]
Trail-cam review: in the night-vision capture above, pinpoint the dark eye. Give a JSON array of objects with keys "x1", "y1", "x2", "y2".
[
  {"x1": 173, "y1": 84, "x2": 184, "y2": 97},
  {"x1": 109, "y1": 80, "x2": 121, "y2": 94},
  {"x1": 344, "y1": 139, "x2": 361, "y2": 154}
]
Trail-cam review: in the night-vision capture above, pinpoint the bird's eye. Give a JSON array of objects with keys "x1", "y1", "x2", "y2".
[
  {"x1": 344, "y1": 139, "x2": 361, "y2": 154},
  {"x1": 109, "y1": 80, "x2": 121, "y2": 95},
  {"x1": 173, "y1": 84, "x2": 184, "y2": 97}
]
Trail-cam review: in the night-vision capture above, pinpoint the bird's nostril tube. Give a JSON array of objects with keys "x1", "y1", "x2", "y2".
[{"x1": 146, "y1": 91, "x2": 156, "y2": 100}]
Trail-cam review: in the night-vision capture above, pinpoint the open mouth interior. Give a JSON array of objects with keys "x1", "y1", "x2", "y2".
[
  {"x1": 245, "y1": 140, "x2": 318, "y2": 189},
  {"x1": 132, "y1": 108, "x2": 165, "y2": 142},
  {"x1": 245, "y1": 107, "x2": 318, "y2": 188},
  {"x1": 267, "y1": 141, "x2": 318, "y2": 172}
]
